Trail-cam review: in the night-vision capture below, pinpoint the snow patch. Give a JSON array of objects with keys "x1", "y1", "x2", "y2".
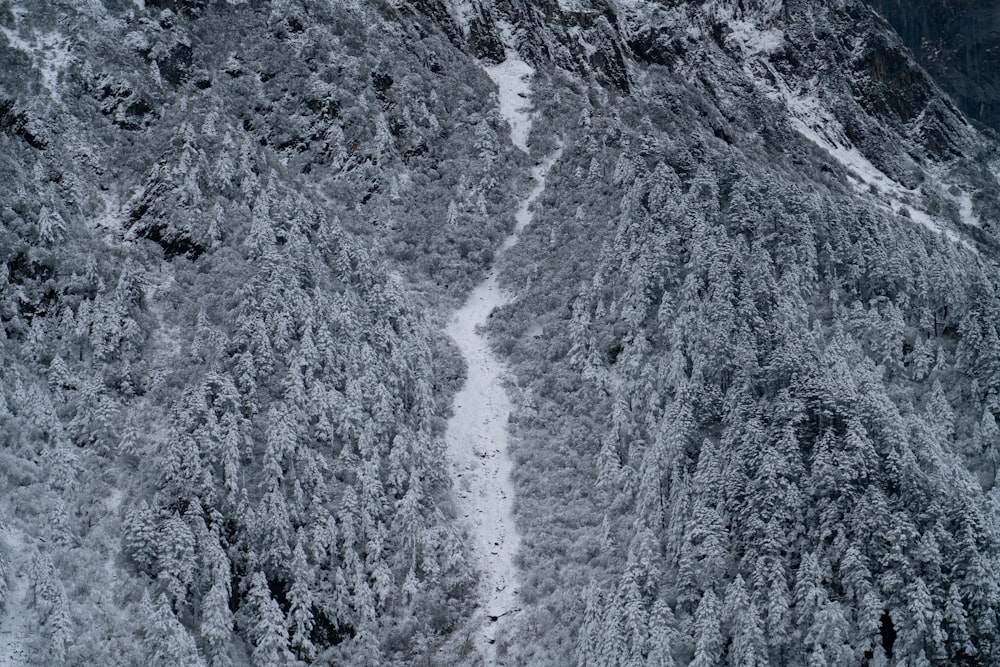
[
  {"x1": 444, "y1": 147, "x2": 561, "y2": 664},
  {"x1": 727, "y1": 19, "x2": 784, "y2": 55},
  {"x1": 107, "y1": 488, "x2": 125, "y2": 514},
  {"x1": 503, "y1": 153, "x2": 562, "y2": 251},
  {"x1": 482, "y1": 23, "x2": 535, "y2": 153},
  {"x1": 955, "y1": 191, "x2": 981, "y2": 228},
  {"x1": 102, "y1": 489, "x2": 125, "y2": 582},
  {"x1": 94, "y1": 191, "x2": 125, "y2": 233},
  {"x1": 145, "y1": 266, "x2": 184, "y2": 365},
  {"x1": 445, "y1": 0, "x2": 474, "y2": 36},
  {"x1": 567, "y1": 25, "x2": 599, "y2": 58},
  {"x1": 524, "y1": 323, "x2": 543, "y2": 338},
  {"x1": 0, "y1": 26, "x2": 73, "y2": 101},
  {"x1": 753, "y1": 62, "x2": 970, "y2": 247}
]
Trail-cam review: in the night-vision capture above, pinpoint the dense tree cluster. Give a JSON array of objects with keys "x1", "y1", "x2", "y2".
[
  {"x1": 571, "y1": 151, "x2": 1000, "y2": 666},
  {"x1": 0, "y1": 0, "x2": 520, "y2": 664},
  {"x1": 491, "y1": 66, "x2": 1000, "y2": 664},
  {"x1": 118, "y1": 191, "x2": 476, "y2": 665},
  {"x1": 3, "y1": 0, "x2": 1000, "y2": 665}
]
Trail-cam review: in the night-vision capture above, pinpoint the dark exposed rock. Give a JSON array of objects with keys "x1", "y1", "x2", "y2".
[
  {"x1": 304, "y1": 97, "x2": 340, "y2": 121},
  {"x1": 406, "y1": 0, "x2": 463, "y2": 43},
  {"x1": 134, "y1": 219, "x2": 206, "y2": 261},
  {"x1": 865, "y1": 0, "x2": 1000, "y2": 132},
  {"x1": 372, "y1": 70, "x2": 394, "y2": 98},
  {"x1": 912, "y1": 97, "x2": 968, "y2": 160},
  {"x1": 467, "y1": 1, "x2": 506, "y2": 63},
  {"x1": 96, "y1": 80, "x2": 154, "y2": 130},
  {"x1": 851, "y1": 38, "x2": 930, "y2": 124},
  {"x1": 125, "y1": 99, "x2": 153, "y2": 120},
  {"x1": 145, "y1": 0, "x2": 206, "y2": 17},
  {"x1": 2, "y1": 251, "x2": 58, "y2": 329},
  {"x1": 627, "y1": 26, "x2": 683, "y2": 68},
  {"x1": 0, "y1": 98, "x2": 47, "y2": 149},
  {"x1": 128, "y1": 182, "x2": 206, "y2": 261},
  {"x1": 157, "y1": 43, "x2": 193, "y2": 86},
  {"x1": 405, "y1": 0, "x2": 631, "y2": 91},
  {"x1": 500, "y1": 0, "x2": 631, "y2": 92}
]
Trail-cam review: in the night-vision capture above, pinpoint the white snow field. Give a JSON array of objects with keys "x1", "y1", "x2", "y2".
[
  {"x1": 445, "y1": 45, "x2": 560, "y2": 665},
  {"x1": 444, "y1": 151, "x2": 561, "y2": 664},
  {"x1": 483, "y1": 22, "x2": 535, "y2": 153}
]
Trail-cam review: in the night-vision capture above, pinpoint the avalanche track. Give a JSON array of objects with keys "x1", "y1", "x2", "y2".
[{"x1": 444, "y1": 44, "x2": 560, "y2": 665}]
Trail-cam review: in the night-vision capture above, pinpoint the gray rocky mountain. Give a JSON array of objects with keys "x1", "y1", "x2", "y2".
[{"x1": 866, "y1": 0, "x2": 1000, "y2": 133}]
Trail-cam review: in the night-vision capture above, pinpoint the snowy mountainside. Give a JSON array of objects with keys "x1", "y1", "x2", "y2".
[
  {"x1": 433, "y1": 0, "x2": 999, "y2": 243},
  {"x1": 0, "y1": 2, "x2": 521, "y2": 664},
  {"x1": 430, "y1": 1, "x2": 1000, "y2": 666},
  {"x1": 1, "y1": 0, "x2": 1000, "y2": 666}
]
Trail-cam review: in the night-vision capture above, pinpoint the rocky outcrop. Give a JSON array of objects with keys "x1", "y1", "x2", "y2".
[
  {"x1": 865, "y1": 0, "x2": 1000, "y2": 133},
  {"x1": 0, "y1": 98, "x2": 46, "y2": 149}
]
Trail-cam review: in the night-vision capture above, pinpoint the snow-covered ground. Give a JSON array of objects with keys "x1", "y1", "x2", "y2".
[
  {"x1": 0, "y1": 529, "x2": 31, "y2": 667},
  {"x1": 726, "y1": 19, "x2": 785, "y2": 55},
  {"x1": 483, "y1": 23, "x2": 535, "y2": 153},
  {"x1": 445, "y1": 0, "x2": 475, "y2": 37},
  {"x1": 749, "y1": 59, "x2": 974, "y2": 248},
  {"x1": 0, "y1": 23, "x2": 72, "y2": 102},
  {"x1": 444, "y1": 150, "x2": 560, "y2": 663},
  {"x1": 956, "y1": 190, "x2": 981, "y2": 228},
  {"x1": 94, "y1": 191, "x2": 125, "y2": 234},
  {"x1": 446, "y1": 43, "x2": 559, "y2": 664},
  {"x1": 103, "y1": 489, "x2": 125, "y2": 581}
]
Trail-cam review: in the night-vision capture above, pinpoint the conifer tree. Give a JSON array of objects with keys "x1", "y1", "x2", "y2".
[
  {"x1": 576, "y1": 582, "x2": 604, "y2": 667},
  {"x1": 690, "y1": 589, "x2": 723, "y2": 667},
  {"x1": 157, "y1": 512, "x2": 197, "y2": 607},
  {"x1": 646, "y1": 599, "x2": 676, "y2": 667},
  {"x1": 147, "y1": 592, "x2": 206, "y2": 667},
  {"x1": 200, "y1": 538, "x2": 234, "y2": 667},
  {"x1": 287, "y1": 534, "x2": 316, "y2": 661},
  {"x1": 31, "y1": 555, "x2": 72, "y2": 664},
  {"x1": 245, "y1": 571, "x2": 292, "y2": 667}
]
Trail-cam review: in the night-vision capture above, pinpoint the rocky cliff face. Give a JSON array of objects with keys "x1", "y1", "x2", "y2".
[
  {"x1": 866, "y1": 0, "x2": 1000, "y2": 133},
  {"x1": 433, "y1": 0, "x2": 991, "y2": 205}
]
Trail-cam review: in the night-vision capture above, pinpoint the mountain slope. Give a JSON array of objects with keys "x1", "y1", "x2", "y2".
[
  {"x1": 444, "y1": 1, "x2": 1000, "y2": 665},
  {"x1": 0, "y1": 2, "x2": 520, "y2": 664},
  {"x1": 1, "y1": 0, "x2": 1000, "y2": 666}
]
